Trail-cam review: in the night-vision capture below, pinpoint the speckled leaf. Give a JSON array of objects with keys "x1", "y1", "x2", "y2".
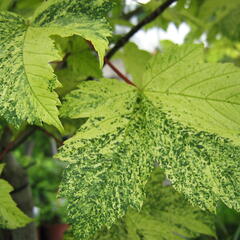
[
  {"x1": 0, "y1": 164, "x2": 32, "y2": 229},
  {"x1": 95, "y1": 168, "x2": 215, "y2": 240},
  {"x1": 0, "y1": 11, "x2": 63, "y2": 131},
  {"x1": 57, "y1": 84, "x2": 164, "y2": 239},
  {"x1": 60, "y1": 78, "x2": 136, "y2": 119},
  {"x1": 0, "y1": 0, "x2": 111, "y2": 131},
  {"x1": 140, "y1": 44, "x2": 240, "y2": 212},
  {"x1": 143, "y1": 44, "x2": 240, "y2": 143},
  {"x1": 31, "y1": 0, "x2": 112, "y2": 67},
  {"x1": 57, "y1": 44, "x2": 240, "y2": 239},
  {"x1": 156, "y1": 118, "x2": 240, "y2": 212}
]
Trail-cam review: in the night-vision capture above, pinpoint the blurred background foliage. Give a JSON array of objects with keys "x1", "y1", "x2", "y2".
[
  {"x1": 13, "y1": 131, "x2": 66, "y2": 225},
  {"x1": 1, "y1": 0, "x2": 240, "y2": 239}
]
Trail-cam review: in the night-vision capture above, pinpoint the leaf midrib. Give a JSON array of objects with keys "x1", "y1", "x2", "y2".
[
  {"x1": 145, "y1": 90, "x2": 240, "y2": 106},
  {"x1": 142, "y1": 47, "x2": 200, "y2": 90},
  {"x1": 145, "y1": 90, "x2": 240, "y2": 129}
]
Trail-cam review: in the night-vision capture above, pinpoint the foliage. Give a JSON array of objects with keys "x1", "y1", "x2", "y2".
[
  {"x1": 65, "y1": 168, "x2": 215, "y2": 240},
  {"x1": 1, "y1": 0, "x2": 240, "y2": 240},
  {"x1": 58, "y1": 43, "x2": 240, "y2": 239},
  {"x1": 0, "y1": 0, "x2": 111, "y2": 131},
  {"x1": 114, "y1": 42, "x2": 151, "y2": 83},
  {"x1": 95, "y1": 167, "x2": 215, "y2": 240},
  {"x1": 0, "y1": 164, "x2": 32, "y2": 229},
  {"x1": 13, "y1": 131, "x2": 65, "y2": 224},
  {"x1": 54, "y1": 36, "x2": 102, "y2": 97}
]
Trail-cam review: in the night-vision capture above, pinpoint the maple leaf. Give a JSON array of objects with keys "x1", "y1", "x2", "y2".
[
  {"x1": 0, "y1": 0, "x2": 111, "y2": 131},
  {"x1": 58, "y1": 44, "x2": 240, "y2": 239}
]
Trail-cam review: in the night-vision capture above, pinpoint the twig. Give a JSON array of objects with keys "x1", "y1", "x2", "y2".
[
  {"x1": 0, "y1": 127, "x2": 36, "y2": 161},
  {"x1": 11, "y1": 127, "x2": 36, "y2": 152},
  {"x1": 104, "y1": 57, "x2": 136, "y2": 87},
  {"x1": 106, "y1": 0, "x2": 177, "y2": 59},
  {"x1": 0, "y1": 126, "x2": 63, "y2": 161},
  {"x1": 37, "y1": 127, "x2": 63, "y2": 146}
]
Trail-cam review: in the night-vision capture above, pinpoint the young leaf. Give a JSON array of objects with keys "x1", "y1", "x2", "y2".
[
  {"x1": 114, "y1": 42, "x2": 151, "y2": 85},
  {"x1": 0, "y1": 0, "x2": 111, "y2": 131},
  {"x1": 58, "y1": 44, "x2": 240, "y2": 239},
  {"x1": 0, "y1": 164, "x2": 32, "y2": 229}
]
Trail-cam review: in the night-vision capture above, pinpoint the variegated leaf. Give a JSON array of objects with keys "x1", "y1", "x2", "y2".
[
  {"x1": 0, "y1": 0, "x2": 111, "y2": 131},
  {"x1": 58, "y1": 44, "x2": 240, "y2": 239}
]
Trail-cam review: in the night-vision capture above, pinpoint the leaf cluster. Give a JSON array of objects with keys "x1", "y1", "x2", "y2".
[{"x1": 1, "y1": 1, "x2": 240, "y2": 240}]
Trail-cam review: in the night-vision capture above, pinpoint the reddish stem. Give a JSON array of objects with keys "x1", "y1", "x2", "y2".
[
  {"x1": 85, "y1": 40, "x2": 136, "y2": 87},
  {"x1": 37, "y1": 127, "x2": 63, "y2": 146},
  {"x1": 0, "y1": 127, "x2": 63, "y2": 161},
  {"x1": 104, "y1": 57, "x2": 136, "y2": 87},
  {"x1": 0, "y1": 141, "x2": 15, "y2": 161}
]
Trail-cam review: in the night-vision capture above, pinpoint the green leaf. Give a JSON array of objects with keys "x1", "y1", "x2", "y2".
[
  {"x1": 58, "y1": 44, "x2": 240, "y2": 238},
  {"x1": 114, "y1": 42, "x2": 151, "y2": 85},
  {"x1": 0, "y1": 164, "x2": 32, "y2": 229},
  {"x1": 0, "y1": 0, "x2": 111, "y2": 132},
  {"x1": 0, "y1": 164, "x2": 5, "y2": 175},
  {"x1": 144, "y1": 0, "x2": 165, "y2": 12},
  {"x1": 199, "y1": 0, "x2": 240, "y2": 41},
  {"x1": 13, "y1": 0, "x2": 43, "y2": 17},
  {"x1": 198, "y1": 0, "x2": 238, "y2": 23},
  {"x1": 54, "y1": 36, "x2": 102, "y2": 96},
  {"x1": 206, "y1": 38, "x2": 240, "y2": 63},
  {"x1": 0, "y1": 0, "x2": 13, "y2": 10},
  {"x1": 182, "y1": 0, "x2": 240, "y2": 42},
  {"x1": 96, "y1": 168, "x2": 215, "y2": 240}
]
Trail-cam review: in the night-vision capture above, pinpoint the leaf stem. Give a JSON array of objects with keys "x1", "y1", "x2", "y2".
[{"x1": 104, "y1": 57, "x2": 136, "y2": 87}]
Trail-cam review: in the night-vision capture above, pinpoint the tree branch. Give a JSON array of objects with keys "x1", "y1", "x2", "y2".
[{"x1": 106, "y1": 0, "x2": 177, "y2": 59}]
